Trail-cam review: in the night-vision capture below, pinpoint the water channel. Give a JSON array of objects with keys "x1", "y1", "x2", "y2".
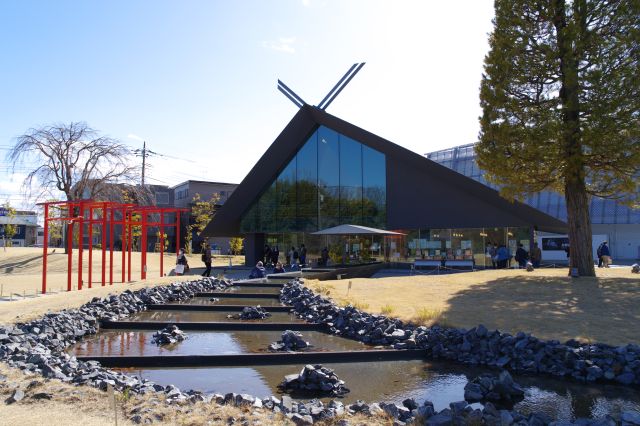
[{"x1": 69, "y1": 278, "x2": 640, "y2": 421}]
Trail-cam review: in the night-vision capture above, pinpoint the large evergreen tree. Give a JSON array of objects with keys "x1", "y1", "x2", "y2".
[{"x1": 478, "y1": 0, "x2": 640, "y2": 276}]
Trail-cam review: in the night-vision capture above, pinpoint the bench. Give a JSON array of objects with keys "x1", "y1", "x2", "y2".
[
  {"x1": 444, "y1": 260, "x2": 475, "y2": 270},
  {"x1": 413, "y1": 260, "x2": 442, "y2": 269}
]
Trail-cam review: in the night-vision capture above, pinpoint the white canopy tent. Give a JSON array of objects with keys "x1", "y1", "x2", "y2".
[{"x1": 311, "y1": 224, "x2": 405, "y2": 236}]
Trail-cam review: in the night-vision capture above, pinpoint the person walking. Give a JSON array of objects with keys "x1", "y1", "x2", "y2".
[
  {"x1": 600, "y1": 241, "x2": 611, "y2": 268},
  {"x1": 299, "y1": 244, "x2": 307, "y2": 266},
  {"x1": 597, "y1": 241, "x2": 605, "y2": 268},
  {"x1": 263, "y1": 244, "x2": 272, "y2": 266},
  {"x1": 271, "y1": 245, "x2": 280, "y2": 266},
  {"x1": 496, "y1": 244, "x2": 510, "y2": 269},
  {"x1": 491, "y1": 243, "x2": 498, "y2": 268},
  {"x1": 201, "y1": 244, "x2": 212, "y2": 277},
  {"x1": 515, "y1": 243, "x2": 528, "y2": 269},
  {"x1": 286, "y1": 246, "x2": 293, "y2": 265},
  {"x1": 292, "y1": 246, "x2": 300, "y2": 266},
  {"x1": 530, "y1": 242, "x2": 542, "y2": 268},
  {"x1": 321, "y1": 247, "x2": 329, "y2": 266}
]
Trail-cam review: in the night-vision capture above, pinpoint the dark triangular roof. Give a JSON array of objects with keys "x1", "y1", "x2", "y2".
[{"x1": 203, "y1": 105, "x2": 567, "y2": 236}]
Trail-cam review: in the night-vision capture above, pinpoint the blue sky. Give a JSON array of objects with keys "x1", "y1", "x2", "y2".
[{"x1": 0, "y1": 0, "x2": 494, "y2": 208}]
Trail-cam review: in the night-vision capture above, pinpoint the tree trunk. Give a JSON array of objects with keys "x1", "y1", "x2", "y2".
[
  {"x1": 555, "y1": 0, "x2": 595, "y2": 277},
  {"x1": 564, "y1": 181, "x2": 595, "y2": 276}
]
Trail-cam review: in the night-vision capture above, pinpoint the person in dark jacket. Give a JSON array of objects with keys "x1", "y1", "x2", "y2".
[
  {"x1": 320, "y1": 247, "x2": 329, "y2": 266},
  {"x1": 530, "y1": 242, "x2": 542, "y2": 268},
  {"x1": 600, "y1": 241, "x2": 611, "y2": 268},
  {"x1": 263, "y1": 245, "x2": 272, "y2": 266},
  {"x1": 272, "y1": 261, "x2": 285, "y2": 274},
  {"x1": 249, "y1": 261, "x2": 266, "y2": 279},
  {"x1": 515, "y1": 243, "x2": 528, "y2": 269},
  {"x1": 597, "y1": 241, "x2": 605, "y2": 268},
  {"x1": 299, "y1": 244, "x2": 307, "y2": 266},
  {"x1": 201, "y1": 244, "x2": 212, "y2": 277},
  {"x1": 271, "y1": 246, "x2": 280, "y2": 266}
]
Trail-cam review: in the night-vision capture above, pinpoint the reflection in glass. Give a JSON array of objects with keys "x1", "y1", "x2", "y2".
[
  {"x1": 318, "y1": 127, "x2": 340, "y2": 229},
  {"x1": 239, "y1": 125, "x2": 387, "y2": 234},
  {"x1": 339, "y1": 136, "x2": 363, "y2": 225},
  {"x1": 363, "y1": 145, "x2": 386, "y2": 228},
  {"x1": 296, "y1": 133, "x2": 318, "y2": 231}
]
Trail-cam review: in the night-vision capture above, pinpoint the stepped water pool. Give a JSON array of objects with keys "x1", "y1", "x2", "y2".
[
  {"x1": 181, "y1": 296, "x2": 284, "y2": 306},
  {"x1": 123, "y1": 310, "x2": 303, "y2": 323},
  {"x1": 117, "y1": 360, "x2": 640, "y2": 420},
  {"x1": 70, "y1": 329, "x2": 371, "y2": 356}
]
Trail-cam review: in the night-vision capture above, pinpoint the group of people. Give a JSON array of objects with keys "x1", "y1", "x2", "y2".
[
  {"x1": 262, "y1": 244, "x2": 308, "y2": 268},
  {"x1": 486, "y1": 242, "x2": 542, "y2": 269}
]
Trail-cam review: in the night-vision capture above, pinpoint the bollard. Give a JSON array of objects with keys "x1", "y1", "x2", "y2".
[
  {"x1": 1, "y1": 284, "x2": 3, "y2": 297},
  {"x1": 23, "y1": 290, "x2": 26, "y2": 299}
]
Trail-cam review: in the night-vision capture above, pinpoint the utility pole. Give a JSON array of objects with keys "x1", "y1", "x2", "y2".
[{"x1": 133, "y1": 141, "x2": 157, "y2": 186}]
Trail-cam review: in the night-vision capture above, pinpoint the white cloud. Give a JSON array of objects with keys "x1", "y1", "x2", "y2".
[
  {"x1": 262, "y1": 37, "x2": 297, "y2": 54},
  {"x1": 301, "y1": 0, "x2": 311, "y2": 7},
  {"x1": 127, "y1": 133, "x2": 145, "y2": 142}
]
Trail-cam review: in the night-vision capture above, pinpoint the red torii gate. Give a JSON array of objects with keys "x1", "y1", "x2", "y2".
[{"x1": 39, "y1": 200, "x2": 189, "y2": 294}]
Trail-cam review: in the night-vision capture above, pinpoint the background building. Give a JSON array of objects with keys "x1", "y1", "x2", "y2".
[
  {"x1": 0, "y1": 209, "x2": 38, "y2": 247},
  {"x1": 426, "y1": 143, "x2": 640, "y2": 261}
]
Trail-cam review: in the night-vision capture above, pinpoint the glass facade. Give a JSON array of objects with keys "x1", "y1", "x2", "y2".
[
  {"x1": 240, "y1": 125, "x2": 387, "y2": 234},
  {"x1": 425, "y1": 143, "x2": 640, "y2": 225}
]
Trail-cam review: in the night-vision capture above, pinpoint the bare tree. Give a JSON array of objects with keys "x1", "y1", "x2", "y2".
[
  {"x1": 9, "y1": 122, "x2": 140, "y2": 253},
  {"x1": 9, "y1": 122, "x2": 139, "y2": 202}
]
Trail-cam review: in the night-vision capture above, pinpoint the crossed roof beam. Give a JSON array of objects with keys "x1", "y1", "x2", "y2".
[{"x1": 277, "y1": 62, "x2": 366, "y2": 110}]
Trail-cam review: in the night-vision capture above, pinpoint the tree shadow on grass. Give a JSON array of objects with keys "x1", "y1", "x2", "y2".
[
  {"x1": 0, "y1": 254, "x2": 44, "y2": 274},
  {"x1": 442, "y1": 275, "x2": 640, "y2": 346}
]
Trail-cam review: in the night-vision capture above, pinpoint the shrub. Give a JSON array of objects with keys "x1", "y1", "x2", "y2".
[
  {"x1": 413, "y1": 307, "x2": 452, "y2": 327},
  {"x1": 380, "y1": 304, "x2": 395, "y2": 315}
]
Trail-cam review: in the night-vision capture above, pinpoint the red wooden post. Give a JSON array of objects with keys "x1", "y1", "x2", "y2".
[
  {"x1": 159, "y1": 210, "x2": 164, "y2": 277},
  {"x1": 121, "y1": 208, "x2": 126, "y2": 283},
  {"x1": 78, "y1": 203, "x2": 84, "y2": 290},
  {"x1": 88, "y1": 206, "x2": 93, "y2": 289},
  {"x1": 42, "y1": 203, "x2": 49, "y2": 294},
  {"x1": 67, "y1": 218, "x2": 73, "y2": 291},
  {"x1": 127, "y1": 210, "x2": 132, "y2": 282},
  {"x1": 109, "y1": 206, "x2": 114, "y2": 285},
  {"x1": 101, "y1": 203, "x2": 107, "y2": 286},
  {"x1": 141, "y1": 210, "x2": 147, "y2": 280}
]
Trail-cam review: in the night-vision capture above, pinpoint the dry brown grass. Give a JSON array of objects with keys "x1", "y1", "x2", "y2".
[
  {"x1": 310, "y1": 267, "x2": 640, "y2": 346},
  {"x1": 0, "y1": 247, "x2": 244, "y2": 324}
]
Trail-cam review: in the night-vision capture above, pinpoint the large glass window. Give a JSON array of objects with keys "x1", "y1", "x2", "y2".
[
  {"x1": 339, "y1": 136, "x2": 363, "y2": 225},
  {"x1": 258, "y1": 180, "x2": 277, "y2": 232},
  {"x1": 296, "y1": 133, "x2": 318, "y2": 231},
  {"x1": 276, "y1": 160, "x2": 296, "y2": 232},
  {"x1": 240, "y1": 125, "x2": 387, "y2": 233},
  {"x1": 362, "y1": 145, "x2": 386, "y2": 228},
  {"x1": 318, "y1": 127, "x2": 340, "y2": 229}
]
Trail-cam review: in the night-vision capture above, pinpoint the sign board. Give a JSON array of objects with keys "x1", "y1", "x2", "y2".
[{"x1": 0, "y1": 208, "x2": 6, "y2": 216}]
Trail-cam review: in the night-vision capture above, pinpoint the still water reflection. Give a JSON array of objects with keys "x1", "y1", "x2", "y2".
[{"x1": 118, "y1": 361, "x2": 640, "y2": 421}]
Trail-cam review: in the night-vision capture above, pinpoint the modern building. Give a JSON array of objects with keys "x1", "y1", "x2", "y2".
[
  {"x1": 203, "y1": 105, "x2": 566, "y2": 267},
  {"x1": 0, "y1": 209, "x2": 38, "y2": 247},
  {"x1": 426, "y1": 143, "x2": 640, "y2": 261},
  {"x1": 172, "y1": 180, "x2": 237, "y2": 209},
  {"x1": 171, "y1": 180, "x2": 238, "y2": 253}
]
